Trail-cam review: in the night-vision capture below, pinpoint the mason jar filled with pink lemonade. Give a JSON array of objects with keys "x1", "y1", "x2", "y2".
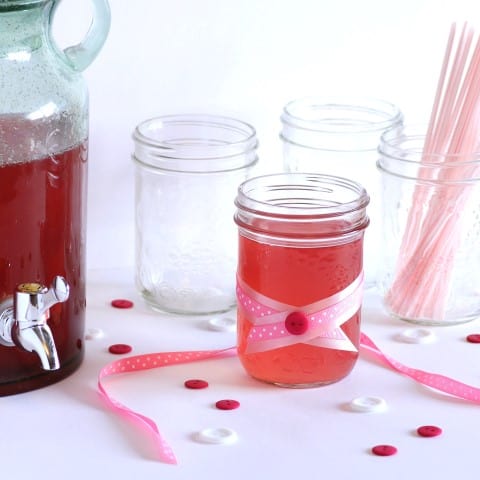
[{"x1": 234, "y1": 173, "x2": 369, "y2": 387}]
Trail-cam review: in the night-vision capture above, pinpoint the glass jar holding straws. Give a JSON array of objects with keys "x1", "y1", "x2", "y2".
[
  {"x1": 377, "y1": 126, "x2": 480, "y2": 326},
  {"x1": 280, "y1": 97, "x2": 403, "y2": 287},
  {"x1": 133, "y1": 114, "x2": 258, "y2": 315},
  {"x1": 377, "y1": 22, "x2": 480, "y2": 326}
]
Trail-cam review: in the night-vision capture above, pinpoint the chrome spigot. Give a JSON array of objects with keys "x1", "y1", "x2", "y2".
[{"x1": 0, "y1": 276, "x2": 69, "y2": 371}]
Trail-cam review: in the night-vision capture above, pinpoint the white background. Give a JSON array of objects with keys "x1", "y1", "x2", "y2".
[
  {"x1": 5, "y1": 4, "x2": 480, "y2": 478},
  {"x1": 54, "y1": 0, "x2": 479, "y2": 270}
]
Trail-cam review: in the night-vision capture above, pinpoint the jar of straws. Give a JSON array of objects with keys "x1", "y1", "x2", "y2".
[
  {"x1": 377, "y1": 22, "x2": 480, "y2": 326},
  {"x1": 377, "y1": 126, "x2": 480, "y2": 325}
]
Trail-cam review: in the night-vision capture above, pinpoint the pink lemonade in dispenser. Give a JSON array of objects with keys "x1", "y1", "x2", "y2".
[
  {"x1": 0, "y1": 0, "x2": 110, "y2": 394},
  {"x1": 0, "y1": 140, "x2": 87, "y2": 393},
  {"x1": 234, "y1": 173, "x2": 369, "y2": 387}
]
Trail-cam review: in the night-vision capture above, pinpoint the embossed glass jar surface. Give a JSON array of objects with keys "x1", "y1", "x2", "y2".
[
  {"x1": 234, "y1": 173, "x2": 369, "y2": 387},
  {"x1": 377, "y1": 126, "x2": 480, "y2": 326},
  {"x1": 133, "y1": 114, "x2": 258, "y2": 315},
  {"x1": 280, "y1": 97, "x2": 402, "y2": 287}
]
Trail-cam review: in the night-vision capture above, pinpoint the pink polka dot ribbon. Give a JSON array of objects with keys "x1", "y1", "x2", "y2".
[
  {"x1": 98, "y1": 332, "x2": 480, "y2": 464},
  {"x1": 359, "y1": 333, "x2": 480, "y2": 402},
  {"x1": 97, "y1": 347, "x2": 237, "y2": 465},
  {"x1": 236, "y1": 273, "x2": 364, "y2": 354}
]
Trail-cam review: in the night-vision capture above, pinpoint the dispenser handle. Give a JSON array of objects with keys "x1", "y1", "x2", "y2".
[
  {"x1": 40, "y1": 276, "x2": 70, "y2": 313},
  {"x1": 15, "y1": 276, "x2": 70, "y2": 323},
  {"x1": 48, "y1": 0, "x2": 111, "y2": 72}
]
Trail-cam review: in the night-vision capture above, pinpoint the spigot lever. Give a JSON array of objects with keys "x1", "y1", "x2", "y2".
[{"x1": 16, "y1": 276, "x2": 69, "y2": 324}]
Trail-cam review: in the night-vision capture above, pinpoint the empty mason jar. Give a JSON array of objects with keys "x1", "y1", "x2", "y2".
[
  {"x1": 133, "y1": 114, "x2": 258, "y2": 315},
  {"x1": 377, "y1": 125, "x2": 480, "y2": 326},
  {"x1": 280, "y1": 97, "x2": 403, "y2": 286}
]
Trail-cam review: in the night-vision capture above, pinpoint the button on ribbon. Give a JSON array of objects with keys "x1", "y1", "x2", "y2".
[
  {"x1": 236, "y1": 272, "x2": 364, "y2": 354},
  {"x1": 285, "y1": 311, "x2": 309, "y2": 335}
]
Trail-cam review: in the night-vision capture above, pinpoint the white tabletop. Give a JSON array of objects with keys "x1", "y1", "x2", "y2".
[{"x1": 2, "y1": 267, "x2": 479, "y2": 480}]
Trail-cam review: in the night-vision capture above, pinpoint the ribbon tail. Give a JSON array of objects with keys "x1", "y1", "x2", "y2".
[
  {"x1": 97, "y1": 346, "x2": 237, "y2": 464},
  {"x1": 360, "y1": 332, "x2": 480, "y2": 403},
  {"x1": 97, "y1": 381, "x2": 178, "y2": 464}
]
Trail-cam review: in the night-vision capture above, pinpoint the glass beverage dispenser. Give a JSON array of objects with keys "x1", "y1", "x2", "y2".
[{"x1": 0, "y1": 0, "x2": 110, "y2": 395}]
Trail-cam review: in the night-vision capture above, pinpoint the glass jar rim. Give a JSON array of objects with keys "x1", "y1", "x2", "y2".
[
  {"x1": 379, "y1": 124, "x2": 480, "y2": 165},
  {"x1": 235, "y1": 173, "x2": 369, "y2": 219},
  {"x1": 281, "y1": 96, "x2": 403, "y2": 134},
  {"x1": 234, "y1": 173, "x2": 370, "y2": 245},
  {"x1": 133, "y1": 114, "x2": 257, "y2": 156},
  {"x1": 132, "y1": 114, "x2": 259, "y2": 173}
]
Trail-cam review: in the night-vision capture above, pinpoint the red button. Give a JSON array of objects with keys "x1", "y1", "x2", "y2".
[
  {"x1": 184, "y1": 379, "x2": 209, "y2": 389},
  {"x1": 215, "y1": 399, "x2": 240, "y2": 410},
  {"x1": 285, "y1": 311, "x2": 309, "y2": 335},
  {"x1": 466, "y1": 334, "x2": 480, "y2": 343},
  {"x1": 111, "y1": 299, "x2": 134, "y2": 309},
  {"x1": 108, "y1": 343, "x2": 133, "y2": 354},
  {"x1": 371, "y1": 445, "x2": 397, "y2": 456},
  {"x1": 417, "y1": 425, "x2": 442, "y2": 437}
]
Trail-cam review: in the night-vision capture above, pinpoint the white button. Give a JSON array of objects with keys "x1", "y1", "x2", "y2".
[
  {"x1": 196, "y1": 427, "x2": 238, "y2": 445},
  {"x1": 397, "y1": 328, "x2": 436, "y2": 344},
  {"x1": 349, "y1": 396, "x2": 388, "y2": 413},
  {"x1": 207, "y1": 316, "x2": 236, "y2": 332},
  {"x1": 85, "y1": 327, "x2": 104, "y2": 340}
]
